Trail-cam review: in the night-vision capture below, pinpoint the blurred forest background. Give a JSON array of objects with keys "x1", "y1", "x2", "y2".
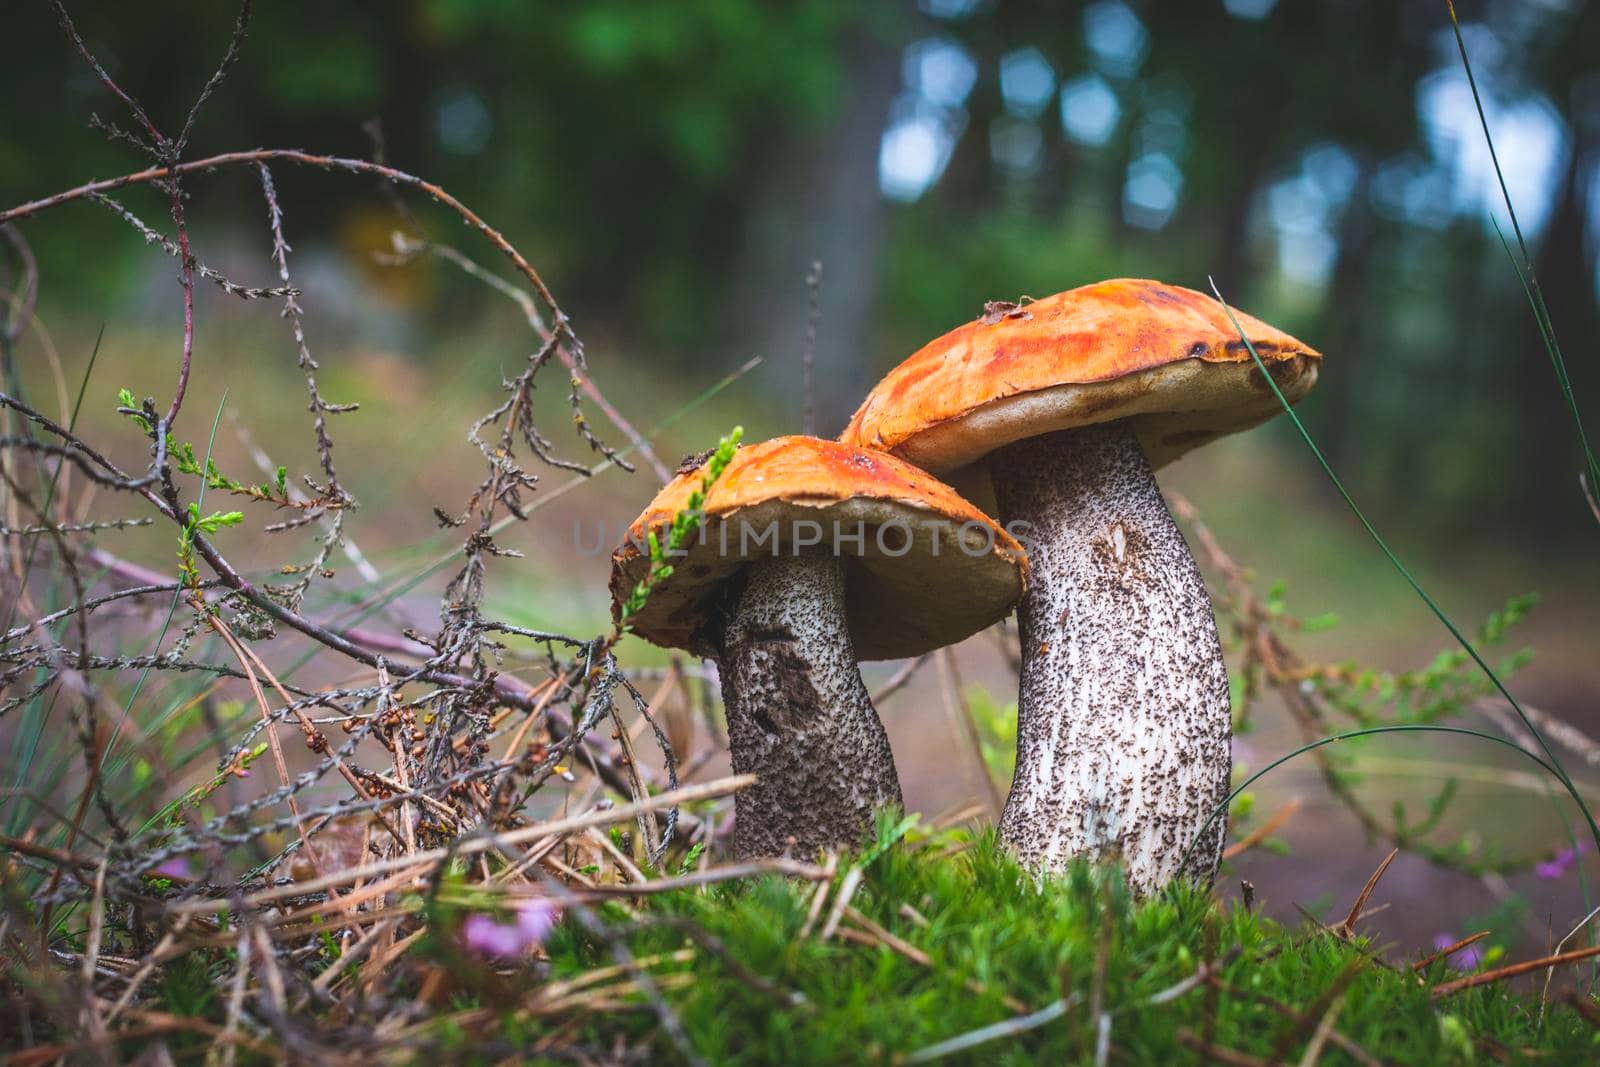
[
  {"x1": 6, "y1": 0, "x2": 1599, "y2": 528},
  {"x1": 4, "y1": 0, "x2": 1599, "y2": 949}
]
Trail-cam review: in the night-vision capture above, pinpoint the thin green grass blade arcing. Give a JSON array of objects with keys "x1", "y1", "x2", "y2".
[
  {"x1": 1, "y1": 323, "x2": 103, "y2": 640},
  {"x1": 5, "y1": 326, "x2": 104, "y2": 831},
  {"x1": 1184, "y1": 722, "x2": 1567, "y2": 874},
  {"x1": 1445, "y1": 0, "x2": 1600, "y2": 509},
  {"x1": 1207, "y1": 278, "x2": 1600, "y2": 856},
  {"x1": 1449, "y1": 3, "x2": 1600, "y2": 961}
]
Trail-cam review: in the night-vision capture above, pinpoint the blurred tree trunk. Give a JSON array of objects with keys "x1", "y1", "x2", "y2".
[
  {"x1": 731, "y1": 30, "x2": 900, "y2": 437},
  {"x1": 1209, "y1": 120, "x2": 1276, "y2": 300},
  {"x1": 1309, "y1": 162, "x2": 1373, "y2": 472},
  {"x1": 1514, "y1": 123, "x2": 1598, "y2": 533}
]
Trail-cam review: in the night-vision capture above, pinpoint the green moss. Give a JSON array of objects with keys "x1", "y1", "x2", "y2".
[{"x1": 418, "y1": 827, "x2": 1599, "y2": 1063}]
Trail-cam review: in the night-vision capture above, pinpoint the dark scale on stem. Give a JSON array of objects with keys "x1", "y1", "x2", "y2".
[
  {"x1": 991, "y1": 422, "x2": 1230, "y2": 895},
  {"x1": 716, "y1": 554, "x2": 901, "y2": 859}
]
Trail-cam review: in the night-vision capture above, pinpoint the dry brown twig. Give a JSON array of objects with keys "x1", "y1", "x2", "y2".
[
  {"x1": 1432, "y1": 942, "x2": 1600, "y2": 999},
  {"x1": 1222, "y1": 797, "x2": 1303, "y2": 862},
  {"x1": 0, "y1": 11, "x2": 735, "y2": 1049}
]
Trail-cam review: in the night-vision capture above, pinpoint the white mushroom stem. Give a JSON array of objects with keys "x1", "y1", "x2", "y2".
[
  {"x1": 989, "y1": 422, "x2": 1230, "y2": 894},
  {"x1": 716, "y1": 552, "x2": 902, "y2": 859}
]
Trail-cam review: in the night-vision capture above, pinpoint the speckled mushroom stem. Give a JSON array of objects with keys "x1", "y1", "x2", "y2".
[
  {"x1": 989, "y1": 422, "x2": 1230, "y2": 895},
  {"x1": 716, "y1": 552, "x2": 903, "y2": 860}
]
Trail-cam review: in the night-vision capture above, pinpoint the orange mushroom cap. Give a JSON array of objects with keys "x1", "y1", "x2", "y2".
[
  {"x1": 840, "y1": 278, "x2": 1321, "y2": 474},
  {"x1": 609, "y1": 436, "x2": 1026, "y2": 660}
]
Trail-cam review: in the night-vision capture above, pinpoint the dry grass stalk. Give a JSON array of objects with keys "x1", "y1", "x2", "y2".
[
  {"x1": 819, "y1": 865, "x2": 864, "y2": 942},
  {"x1": 1341, "y1": 848, "x2": 1400, "y2": 937},
  {"x1": 1221, "y1": 798, "x2": 1302, "y2": 861},
  {"x1": 165, "y1": 774, "x2": 755, "y2": 915}
]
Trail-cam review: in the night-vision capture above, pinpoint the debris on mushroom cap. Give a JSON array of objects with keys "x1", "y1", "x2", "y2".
[
  {"x1": 840, "y1": 278, "x2": 1322, "y2": 474},
  {"x1": 980, "y1": 297, "x2": 1034, "y2": 325},
  {"x1": 609, "y1": 436, "x2": 1027, "y2": 661},
  {"x1": 675, "y1": 448, "x2": 718, "y2": 476}
]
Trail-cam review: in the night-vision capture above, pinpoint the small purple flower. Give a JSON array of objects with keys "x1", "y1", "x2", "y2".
[
  {"x1": 462, "y1": 914, "x2": 525, "y2": 958},
  {"x1": 1432, "y1": 933, "x2": 1484, "y2": 970},
  {"x1": 516, "y1": 899, "x2": 559, "y2": 944},
  {"x1": 461, "y1": 899, "x2": 561, "y2": 959},
  {"x1": 152, "y1": 856, "x2": 193, "y2": 880},
  {"x1": 1535, "y1": 843, "x2": 1586, "y2": 882}
]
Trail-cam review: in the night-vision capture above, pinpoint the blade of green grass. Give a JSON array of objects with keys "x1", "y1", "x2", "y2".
[
  {"x1": 5, "y1": 327, "x2": 105, "y2": 829},
  {"x1": 1407, "y1": 9, "x2": 1591, "y2": 959},
  {"x1": 1, "y1": 323, "x2": 103, "y2": 639},
  {"x1": 1208, "y1": 277, "x2": 1599, "y2": 856}
]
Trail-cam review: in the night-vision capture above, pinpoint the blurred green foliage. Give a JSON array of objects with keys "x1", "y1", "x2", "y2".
[{"x1": 3, "y1": 0, "x2": 1596, "y2": 535}]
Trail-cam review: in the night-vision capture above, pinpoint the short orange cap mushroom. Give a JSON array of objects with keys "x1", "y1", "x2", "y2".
[
  {"x1": 609, "y1": 434, "x2": 1026, "y2": 860},
  {"x1": 840, "y1": 278, "x2": 1320, "y2": 474}
]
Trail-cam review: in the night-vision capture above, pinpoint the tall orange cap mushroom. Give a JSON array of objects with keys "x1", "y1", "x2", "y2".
[
  {"x1": 840, "y1": 279, "x2": 1320, "y2": 896},
  {"x1": 841, "y1": 277, "x2": 1320, "y2": 475}
]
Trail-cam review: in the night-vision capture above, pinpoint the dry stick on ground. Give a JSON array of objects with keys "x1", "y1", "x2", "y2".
[
  {"x1": 797, "y1": 852, "x2": 840, "y2": 940},
  {"x1": 819, "y1": 865, "x2": 864, "y2": 942},
  {"x1": 78, "y1": 857, "x2": 110, "y2": 1055},
  {"x1": 1298, "y1": 995, "x2": 1347, "y2": 1067},
  {"x1": 165, "y1": 775, "x2": 755, "y2": 914},
  {"x1": 1086, "y1": 878, "x2": 1114, "y2": 1063},
  {"x1": 1413, "y1": 931, "x2": 1491, "y2": 972},
  {"x1": 1142, "y1": 944, "x2": 1244, "y2": 1007},
  {"x1": 1432, "y1": 942, "x2": 1600, "y2": 998},
  {"x1": 903, "y1": 996, "x2": 1081, "y2": 1064},
  {"x1": 374, "y1": 659, "x2": 417, "y2": 854}
]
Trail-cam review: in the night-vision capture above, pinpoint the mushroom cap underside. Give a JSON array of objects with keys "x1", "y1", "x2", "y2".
[
  {"x1": 840, "y1": 278, "x2": 1321, "y2": 474},
  {"x1": 609, "y1": 436, "x2": 1027, "y2": 660}
]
